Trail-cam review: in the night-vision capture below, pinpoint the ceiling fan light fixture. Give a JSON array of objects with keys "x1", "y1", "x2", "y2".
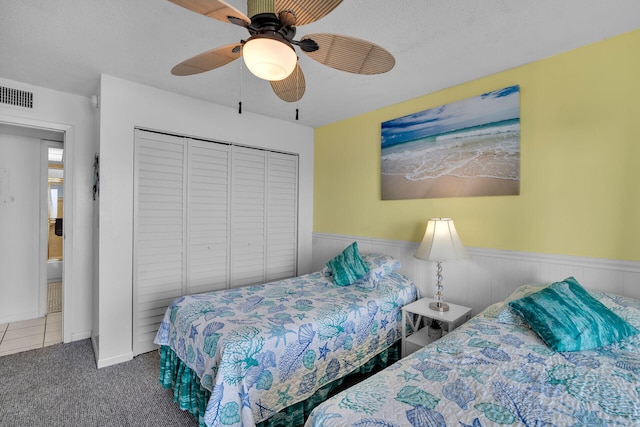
[{"x1": 243, "y1": 35, "x2": 297, "y2": 81}]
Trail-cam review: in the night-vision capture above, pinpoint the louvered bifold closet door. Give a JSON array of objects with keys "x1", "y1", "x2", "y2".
[
  {"x1": 266, "y1": 152, "x2": 298, "y2": 281},
  {"x1": 133, "y1": 130, "x2": 186, "y2": 355},
  {"x1": 134, "y1": 131, "x2": 299, "y2": 354},
  {"x1": 187, "y1": 139, "x2": 230, "y2": 294},
  {"x1": 230, "y1": 146, "x2": 267, "y2": 287}
]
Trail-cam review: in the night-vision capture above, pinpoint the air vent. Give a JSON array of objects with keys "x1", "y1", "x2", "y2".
[{"x1": 0, "y1": 85, "x2": 34, "y2": 109}]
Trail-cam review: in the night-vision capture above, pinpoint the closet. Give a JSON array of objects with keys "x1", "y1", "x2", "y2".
[{"x1": 133, "y1": 129, "x2": 298, "y2": 355}]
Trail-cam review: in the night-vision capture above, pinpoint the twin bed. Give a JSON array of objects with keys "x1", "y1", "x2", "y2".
[
  {"x1": 306, "y1": 278, "x2": 640, "y2": 426},
  {"x1": 154, "y1": 248, "x2": 418, "y2": 426},
  {"x1": 155, "y1": 244, "x2": 640, "y2": 427}
]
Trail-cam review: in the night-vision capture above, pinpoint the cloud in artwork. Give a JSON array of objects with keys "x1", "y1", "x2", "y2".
[{"x1": 382, "y1": 85, "x2": 520, "y2": 148}]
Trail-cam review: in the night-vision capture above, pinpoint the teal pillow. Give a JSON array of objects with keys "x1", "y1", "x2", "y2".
[
  {"x1": 495, "y1": 284, "x2": 549, "y2": 328},
  {"x1": 326, "y1": 242, "x2": 370, "y2": 286},
  {"x1": 508, "y1": 277, "x2": 639, "y2": 351}
]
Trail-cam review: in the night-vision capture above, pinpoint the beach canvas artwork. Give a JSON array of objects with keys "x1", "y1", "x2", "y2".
[{"x1": 381, "y1": 85, "x2": 520, "y2": 200}]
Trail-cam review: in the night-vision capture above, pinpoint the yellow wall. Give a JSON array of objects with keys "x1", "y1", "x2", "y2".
[{"x1": 314, "y1": 29, "x2": 640, "y2": 261}]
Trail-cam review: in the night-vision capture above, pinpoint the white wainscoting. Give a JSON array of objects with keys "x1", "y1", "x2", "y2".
[{"x1": 313, "y1": 233, "x2": 640, "y2": 316}]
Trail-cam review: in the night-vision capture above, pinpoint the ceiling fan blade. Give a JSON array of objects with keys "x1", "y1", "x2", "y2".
[
  {"x1": 171, "y1": 44, "x2": 242, "y2": 76},
  {"x1": 274, "y1": 0, "x2": 342, "y2": 26},
  {"x1": 169, "y1": 0, "x2": 250, "y2": 27},
  {"x1": 270, "y1": 63, "x2": 306, "y2": 102},
  {"x1": 300, "y1": 33, "x2": 395, "y2": 75}
]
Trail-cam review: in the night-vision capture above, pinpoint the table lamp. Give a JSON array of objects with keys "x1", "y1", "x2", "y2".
[{"x1": 414, "y1": 218, "x2": 469, "y2": 312}]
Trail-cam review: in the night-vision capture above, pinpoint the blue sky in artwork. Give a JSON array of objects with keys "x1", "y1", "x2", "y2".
[{"x1": 382, "y1": 85, "x2": 520, "y2": 147}]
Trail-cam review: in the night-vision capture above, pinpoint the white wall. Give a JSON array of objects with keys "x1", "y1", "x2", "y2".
[
  {"x1": 0, "y1": 77, "x2": 96, "y2": 342},
  {"x1": 96, "y1": 75, "x2": 314, "y2": 367},
  {"x1": 0, "y1": 134, "x2": 42, "y2": 323}
]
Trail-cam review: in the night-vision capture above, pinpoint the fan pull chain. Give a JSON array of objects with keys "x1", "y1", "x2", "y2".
[
  {"x1": 238, "y1": 54, "x2": 243, "y2": 114},
  {"x1": 295, "y1": 62, "x2": 300, "y2": 120}
]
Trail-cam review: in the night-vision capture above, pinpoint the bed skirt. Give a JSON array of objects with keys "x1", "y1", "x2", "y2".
[{"x1": 159, "y1": 343, "x2": 400, "y2": 427}]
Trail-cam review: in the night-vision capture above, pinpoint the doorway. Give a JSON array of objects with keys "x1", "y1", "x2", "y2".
[
  {"x1": 0, "y1": 124, "x2": 65, "y2": 356},
  {"x1": 46, "y1": 142, "x2": 64, "y2": 315}
]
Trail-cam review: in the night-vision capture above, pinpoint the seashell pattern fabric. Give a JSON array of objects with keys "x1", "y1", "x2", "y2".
[
  {"x1": 306, "y1": 291, "x2": 640, "y2": 427},
  {"x1": 155, "y1": 268, "x2": 418, "y2": 426}
]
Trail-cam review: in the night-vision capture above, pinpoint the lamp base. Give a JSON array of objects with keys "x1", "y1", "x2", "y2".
[{"x1": 429, "y1": 301, "x2": 449, "y2": 312}]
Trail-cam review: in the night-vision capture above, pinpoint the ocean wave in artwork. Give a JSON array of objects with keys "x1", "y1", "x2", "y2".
[{"x1": 381, "y1": 119, "x2": 520, "y2": 181}]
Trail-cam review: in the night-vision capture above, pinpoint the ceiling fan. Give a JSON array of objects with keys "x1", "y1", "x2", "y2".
[{"x1": 168, "y1": 0, "x2": 395, "y2": 103}]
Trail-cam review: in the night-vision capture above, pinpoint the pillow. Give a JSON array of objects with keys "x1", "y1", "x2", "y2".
[
  {"x1": 322, "y1": 252, "x2": 401, "y2": 289},
  {"x1": 496, "y1": 307, "x2": 530, "y2": 327},
  {"x1": 594, "y1": 292, "x2": 640, "y2": 331},
  {"x1": 495, "y1": 284, "x2": 548, "y2": 327},
  {"x1": 361, "y1": 253, "x2": 401, "y2": 283},
  {"x1": 504, "y1": 283, "x2": 550, "y2": 303},
  {"x1": 326, "y1": 242, "x2": 370, "y2": 286},
  {"x1": 508, "y1": 276, "x2": 639, "y2": 351},
  {"x1": 479, "y1": 302, "x2": 506, "y2": 319},
  {"x1": 353, "y1": 253, "x2": 402, "y2": 290}
]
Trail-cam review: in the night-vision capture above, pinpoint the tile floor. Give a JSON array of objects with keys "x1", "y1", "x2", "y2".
[{"x1": 0, "y1": 312, "x2": 62, "y2": 357}]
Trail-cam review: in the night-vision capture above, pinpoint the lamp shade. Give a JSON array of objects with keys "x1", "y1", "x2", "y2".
[
  {"x1": 414, "y1": 218, "x2": 469, "y2": 262},
  {"x1": 243, "y1": 35, "x2": 297, "y2": 81}
]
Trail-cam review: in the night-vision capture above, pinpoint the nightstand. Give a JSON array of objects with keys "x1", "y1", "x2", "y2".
[{"x1": 401, "y1": 297, "x2": 472, "y2": 357}]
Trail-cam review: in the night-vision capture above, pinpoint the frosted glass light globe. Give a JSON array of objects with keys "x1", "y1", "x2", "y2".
[{"x1": 243, "y1": 36, "x2": 297, "y2": 81}]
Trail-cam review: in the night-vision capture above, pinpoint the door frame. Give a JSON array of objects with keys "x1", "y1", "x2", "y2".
[{"x1": 0, "y1": 114, "x2": 73, "y2": 343}]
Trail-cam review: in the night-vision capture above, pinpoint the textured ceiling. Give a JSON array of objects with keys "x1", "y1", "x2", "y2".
[{"x1": 1, "y1": 1, "x2": 639, "y2": 128}]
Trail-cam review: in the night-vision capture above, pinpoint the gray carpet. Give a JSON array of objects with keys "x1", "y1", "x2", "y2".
[{"x1": 0, "y1": 339, "x2": 198, "y2": 427}]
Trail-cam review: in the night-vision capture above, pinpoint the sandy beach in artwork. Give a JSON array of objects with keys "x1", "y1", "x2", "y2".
[{"x1": 381, "y1": 174, "x2": 519, "y2": 200}]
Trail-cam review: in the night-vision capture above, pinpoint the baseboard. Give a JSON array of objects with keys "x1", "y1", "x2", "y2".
[
  {"x1": 96, "y1": 351, "x2": 134, "y2": 369},
  {"x1": 71, "y1": 331, "x2": 92, "y2": 342},
  {"x1": 91, "y1": 332, "x2": 134, "y2": 368}
]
